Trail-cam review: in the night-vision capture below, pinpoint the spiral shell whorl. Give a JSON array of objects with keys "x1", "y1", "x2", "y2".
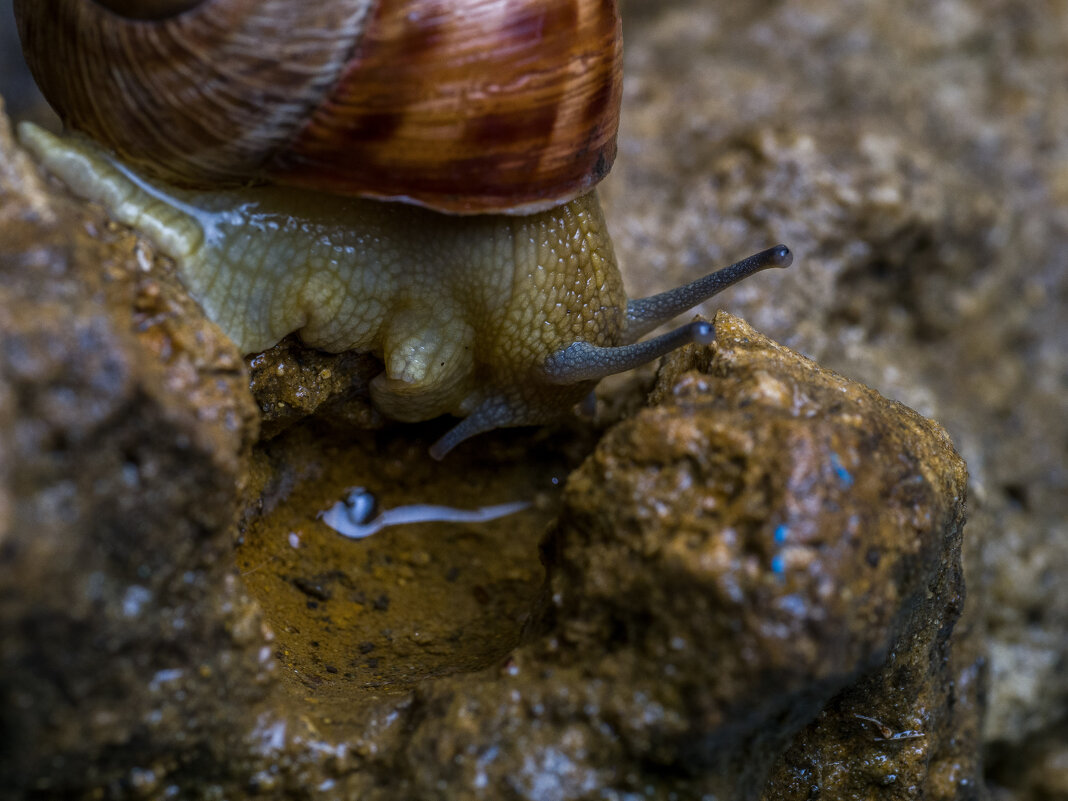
[
  {"x1": 15, "y1": 0, "x2": 622, "y2": 214},
  {"x1": 15, "y1": 0, "x2": 374, "y2": 188}
]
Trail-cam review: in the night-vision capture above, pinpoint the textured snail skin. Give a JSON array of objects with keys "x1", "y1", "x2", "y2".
[{"x1": 18, "y1": 123, "x2": 626, "y2": 448}]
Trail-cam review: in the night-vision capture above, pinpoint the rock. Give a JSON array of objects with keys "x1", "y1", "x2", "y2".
[
  {"x1": 246, "y1": 335, "x2": 382, "y2": 440},
  {"x1": 526, "y1": 312, "x2": 974, "y2": 799},
  {"x1": 230, "y1": 311, "x2": 970, "y2": 800},
  {"x1": 606, "y1": 2, "x2": 1068, "y2": 787},
  {"x1": 0, "y1": 99, "x2": 268, "y2": 796},
  {"x1": 764, "y1": 614, "x2": 987, "y2": 801},
  {"x1": 276, "y1": 310, "x2": 972, "y2": 801}
]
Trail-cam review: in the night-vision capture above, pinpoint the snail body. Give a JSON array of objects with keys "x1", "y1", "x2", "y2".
[
  {"x1": 15, "y1": 0, "x2": 792, "y2": 458},
  {"x1": 19, "y1": 124, "x2": 626, "y2": 442}
]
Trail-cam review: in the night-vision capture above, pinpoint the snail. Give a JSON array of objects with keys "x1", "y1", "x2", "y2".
[{"x1": 14, "y1": 0, "x2": 792, "y2": 459}]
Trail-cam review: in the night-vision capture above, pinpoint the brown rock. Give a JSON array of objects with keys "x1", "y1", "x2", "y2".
[
  {"x1": 238, "y1": 311, "x2": 969, "y2": 800},
  {"x1": 518, "y1": 312, "x2": 973, "y2": 799},
  {"x1": 605, "y1": 2, "x2": 1067, "y2": 786},
  {"x1": 246, "y1": 335, "x2": 382, "y2": 440},
  {"x1": 0, "y1": 99, "x2": 267, "y2": 795}
]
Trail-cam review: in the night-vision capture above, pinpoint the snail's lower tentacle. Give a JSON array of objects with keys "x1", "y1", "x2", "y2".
[
  {"x1": 539, "y1": 321, "x2": 716, "y2": 385},
  {"x1": 622, "y1": 245, "x2": 792, "y2": 343},
  {"x1": 429, "y1": 397, "x2": 524, "y2": 460}
]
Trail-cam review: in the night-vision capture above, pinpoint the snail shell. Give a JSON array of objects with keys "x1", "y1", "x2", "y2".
[{"x1": 14, "y1": 0, "x2": 623, "y2": 214}]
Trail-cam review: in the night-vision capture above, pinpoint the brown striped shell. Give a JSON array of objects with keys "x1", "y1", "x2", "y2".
[{"x1": 14, "y1": 0, "x2": 623, "y2": 214}]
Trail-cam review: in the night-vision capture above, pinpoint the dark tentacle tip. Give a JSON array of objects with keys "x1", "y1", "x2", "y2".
[
  {"x1": 690, "y1": 321, "x2": 715, "y2": 345},
  {"x1": 428, "y1": 437, "x2": 452, "y2": 462},
  {"x1": 768, "y1": 245, "x2": 793, "y2": 269}
]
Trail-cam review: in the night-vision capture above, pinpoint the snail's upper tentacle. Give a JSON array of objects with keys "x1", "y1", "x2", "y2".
[{"x1": 623, "y1": 245, "x2": 793, "y2": 343}]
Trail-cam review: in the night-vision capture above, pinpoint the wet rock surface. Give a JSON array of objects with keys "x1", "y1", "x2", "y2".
[
  {"x1": 230, "y1": 313, "x2": 972, "y2": 800},
  {"x1": 236, "y1": 423, "x2": 585, "y2": 696},
  {"x1": 246, "y1": 337, "x2": 382, "y2": 440},
  {"x1": 539, "y1": 313, "x2": 972, "y2": 799},
  {"x1": 0, "y1": 101, "x2": 267, "y2": 794},
  {"x1": 600, "y1": 1, "x2": 1066, "y2": 797}
]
